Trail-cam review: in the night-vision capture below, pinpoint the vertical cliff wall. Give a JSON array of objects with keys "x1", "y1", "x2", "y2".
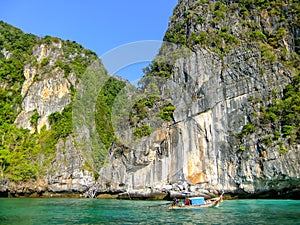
[{"x1": 96, "y1": 0, "x2": 300, "y2": 198}]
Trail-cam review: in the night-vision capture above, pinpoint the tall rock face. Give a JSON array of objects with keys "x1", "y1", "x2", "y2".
[
  {"x1": 96, "y1": 0, "x2": 300, "y2": 199},
  {"x1": 0, "y1": 22, "x2": 101, "y2": 196}
]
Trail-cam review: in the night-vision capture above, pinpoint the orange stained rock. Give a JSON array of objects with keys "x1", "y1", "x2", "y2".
[
  {"x1": 187, "y1": 172, "x2": 207, "y2": 185},
  {"x1": 57, "y1": 83, "x2": 69, "y2": 98},
  {"x1": 41, "y1": 81, "x2": 69, "y2": 100},
  {"x1": 155, "y1": 127, "x2": 173, "y2": 141},
  {"x1": 187, "y1": 160, "x2": 207, "y2": 185},
  {"x1": 41, "y1": 87, "x2": 52, "y2": 99}
]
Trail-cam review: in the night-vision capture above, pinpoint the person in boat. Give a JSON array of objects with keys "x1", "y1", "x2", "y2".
[
  {"x1": 185, "y1": 198, "x2": 190, "y2": 205},
  {"x1": 172, "y1": 198, "x2": 178, "y2": 206}
]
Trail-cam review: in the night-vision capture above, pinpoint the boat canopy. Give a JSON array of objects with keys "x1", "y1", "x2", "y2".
[{"x1": 188, "y1": 197, "x2": 205, "y2": 205}]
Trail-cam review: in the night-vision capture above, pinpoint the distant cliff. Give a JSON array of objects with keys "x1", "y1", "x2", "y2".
[
  {"x1": 0, "y1": 21, "x2": 106, "y2": 197},
  {"x1": 0, "y1": 0, "x2": 300, "y2": 199}
]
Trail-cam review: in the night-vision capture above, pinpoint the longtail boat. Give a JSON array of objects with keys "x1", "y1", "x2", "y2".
[{"x1": 169, "y1": 195, "x2": 223, "y2": 210}]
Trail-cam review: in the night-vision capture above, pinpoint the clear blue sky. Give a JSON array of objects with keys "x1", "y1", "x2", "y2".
[{"x1": 1, "y1": 0, "x2": 178, "y2": 82}]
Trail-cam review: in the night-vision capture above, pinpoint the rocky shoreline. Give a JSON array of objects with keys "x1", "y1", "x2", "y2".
[
  {"x1": 2, "y1": 190, "x2": 300, "y2": 200},
  {"x1": 0, "y1": 179, "x2": 300, "y2": 200}
]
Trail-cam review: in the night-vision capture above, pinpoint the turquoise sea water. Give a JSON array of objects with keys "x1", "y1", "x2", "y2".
[{"x1": 0, "y1": 198, "x2": 299, "y2": 225}]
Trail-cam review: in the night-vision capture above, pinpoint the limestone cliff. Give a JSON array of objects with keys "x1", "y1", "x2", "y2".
[
  {"x1": 95, "y1": 0, "x2": 300, "y2": 199},
  {"x1": 0, "y1": 22, "x2": 99, "y2": 196}
]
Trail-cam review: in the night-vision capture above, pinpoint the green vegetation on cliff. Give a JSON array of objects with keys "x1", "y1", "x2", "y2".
[
  {"x1": 158, "y1": 103, "x2": 176, "y2": 122},
  {"x1": 239, "y1": 72, "x2": 300, "y2": 155},
  {"x1": 165, "y1": 0, "x2": 299, "y2": 64},
  {"x1": 129, "y1": 94, "x2": 176, "y2": 138},
  {"x1": 0, "y1": 21, "x2": 100, "y2": 181},
  {"x1": 260, "y1": 74, "x2": 300, "y2": 145},
  {"x1": 143, "y1": 60, "x2": 173, "y2": 78},
  {"x1": 0, "y1": 21, "x2": 40, "y2": 181},
  {"x1": 95, "y1": 77, "x2": 126, "y2": 150},
  {"x1": 0, "y1": 22, "x2": 37, "y2": 121}
]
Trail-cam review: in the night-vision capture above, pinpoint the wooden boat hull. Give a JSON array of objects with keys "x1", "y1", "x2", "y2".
[
  {"x1": 169, "y1": 197, "x2": 221, "y2": 210},
  {"x1": 169, "y1": 202, "x2": 218, "y2": 209}
]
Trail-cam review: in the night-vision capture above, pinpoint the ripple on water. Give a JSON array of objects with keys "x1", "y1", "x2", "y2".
[{"x1": 0, "y1": 199, "x2": 299, "y2": 225}]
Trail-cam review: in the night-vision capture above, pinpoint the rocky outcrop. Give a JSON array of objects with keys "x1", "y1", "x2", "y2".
[
  {"x1": 15, "y1": 69, "x2": 71, "y2": 132},
  {"x1": 94, "y1": 46, "x2": 299, "y2": 199},
  {"x1": 7, "y1": 40, "x2": 97, "y2": 196},
  {"x1": 48, "y1": 136, "x2": 95, "y2": 193},
  {"x1": 15, "y1": 42, "x2": 71, "y2": 132},
  {"x1": 93, "y1": 0, "x2": 300, "y2": 199}
]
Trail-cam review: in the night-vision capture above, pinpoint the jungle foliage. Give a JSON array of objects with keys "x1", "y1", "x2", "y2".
[
  {"x1": 95, "y1": 77, "x2": 126, "y2": 150},
  {"x1": 0, "y1": 21, "x2": 96, "y2": 181},
  {"x1": 260, "y1": 74, "x2": 300, "y2": 145}
]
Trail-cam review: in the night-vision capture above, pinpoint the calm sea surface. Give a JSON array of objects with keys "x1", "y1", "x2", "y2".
[{"x1": 0, "y1": 198, "x2": 299, "y2": 225}]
